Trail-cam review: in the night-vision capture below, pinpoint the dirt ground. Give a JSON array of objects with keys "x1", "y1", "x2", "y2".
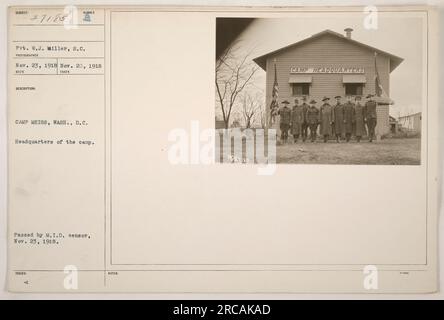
[
  {"x1": 275, "y1": 138, "x2": 421, "y2": 165},
  {"x1": 217, "y1": 135, "x2": 421, "y2": 165}
]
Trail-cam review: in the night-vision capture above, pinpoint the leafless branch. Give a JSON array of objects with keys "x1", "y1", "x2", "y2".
[{"x1": 215, "y1": 42, "x2": 259, "y2": 129}]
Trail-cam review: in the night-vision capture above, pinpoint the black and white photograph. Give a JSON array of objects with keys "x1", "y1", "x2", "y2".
[{"x1": 215, "y1": 13, "x2": 424, "y2": 165}]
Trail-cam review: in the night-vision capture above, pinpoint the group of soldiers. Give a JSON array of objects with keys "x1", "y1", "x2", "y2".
[{"x1": 277, "y1": 94, "x2": 378, "y2": 143}]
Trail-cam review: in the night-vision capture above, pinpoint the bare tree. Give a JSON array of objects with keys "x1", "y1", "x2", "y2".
[
  {"x1": 216, "y1": 42, "x2": 259, "y2": 129},
  {"x1": 240, "y1": 92, "x2": 262, "y2": 128}
]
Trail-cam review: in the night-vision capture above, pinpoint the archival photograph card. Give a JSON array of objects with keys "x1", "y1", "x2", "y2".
[{"x1": 7, "y1": 5, "x2": 439, "y2": 293}]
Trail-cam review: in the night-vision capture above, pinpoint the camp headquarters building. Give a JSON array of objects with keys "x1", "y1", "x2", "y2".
[{"x1": 253, "y1": 28, "x2": 403, "y2": 138}]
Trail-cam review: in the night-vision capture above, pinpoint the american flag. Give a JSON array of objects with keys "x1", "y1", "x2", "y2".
[
  {"x1": 269, "y1": 62, "x2": 279, "y2": 125},
  {"x1": 373, "y1": 52, "x2": 394, "y2": 105},
  {"x1": 374, "y1": 52, "x2": 384, "y2": 97}
]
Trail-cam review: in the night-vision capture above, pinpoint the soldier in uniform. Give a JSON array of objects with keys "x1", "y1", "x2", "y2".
[
  {"x1": 343, "y1": 95, "x2": 355, "y2": 142},
  {"x1": 365, "y1": 94, "x2": 378, "y2": 142},
  {"x1": 300, "y1": 95, "x2": 309, "y2": 142},
  {"x1": 306, "y1": 99, "x2": 319, "y2": 142},
  {"x1": 319, "y1": 96, "x2": 333, "y2": 143},
  {"x1": 332, "y1": 95, "x2": 344, "y2": 143},
  {"x1": 290, "y1": 98, "x2": 305, "y2": 143},
  {"x1": 354, "y1": 95, "x2": 366, "y2": 142},
  {"x1": 278, "y1": 100, "x2": 291, "y2": 143}
]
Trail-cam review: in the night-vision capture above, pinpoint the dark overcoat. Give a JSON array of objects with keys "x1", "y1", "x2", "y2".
[
  {"x1": 301, "y1": 103, "x2": 309, "y2": 123},
  {"x1": 343, "y1": 102, "x2": 355, "y2": 134},
  {"x1": 319, "y1": 103, "x2": 333, "y2": 135},
  {"x1": 332, "y1": 103, "x2": 344, "y2": 135},
  {"x1": 365, "y1": 100, "x2": 377, "y2": 119},
  {"x1": 291, "y1": 105, "x2": 305, "y2": 134},
  {"x1": 354, "y1": 103, "x2": 366, "y2": 136},
  {"x1": 279, "y1": 106, "x2": 291, "y2": 125},
  {"x1": 306, "y1": 106, "x2": 319, "y2": 124}
]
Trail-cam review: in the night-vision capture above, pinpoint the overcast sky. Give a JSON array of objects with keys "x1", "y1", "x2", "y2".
[{"x1": 229, "y1": 12, "x2": 425, "y2": 118}]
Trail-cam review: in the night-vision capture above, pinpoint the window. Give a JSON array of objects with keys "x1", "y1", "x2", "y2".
[
  {"x1": 345, "y1": 83, "x2": 364, "y2": 96},
  {"x1": 292, "y1": 83, "x2": 310, "y2": 96}
]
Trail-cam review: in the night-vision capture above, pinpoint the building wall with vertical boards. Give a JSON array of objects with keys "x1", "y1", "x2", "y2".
[
  {"x1": 262, "y1": 33, "x2": 393, "y2": 136},
  {"x1": 399, "y1": 113, "x2": 422, "y2": 133}
]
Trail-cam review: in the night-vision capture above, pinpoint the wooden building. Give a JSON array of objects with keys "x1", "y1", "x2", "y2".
[
  {"x1": 399, "y1": 112, "x2": 422, "y2": 133},
  {"x1": 253, "y1": 28, "x2": 403, "y2": 137}
]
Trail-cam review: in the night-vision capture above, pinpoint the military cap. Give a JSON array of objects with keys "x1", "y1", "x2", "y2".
[
  {"x1": 310, "y1": 99, "x2": 317, "y2": 104},
  {"x1": 281, "y1": 100, "x2": 290, "y2": 104},
  {"x1": 302, "y1": 96, "x2": 307, "y2": 100},
  {"x1": 322, "y1": 96, "x2": 330, "y2": 101},
  {"x1": 334, "y1": 95, "x2": 341, "y2": 99},
  {"x1": 366, "y1": 94, "x2": 375, "y2": 99},
  {"x1": 355, "y1": 95, "x2": 362, "y2": 100}
]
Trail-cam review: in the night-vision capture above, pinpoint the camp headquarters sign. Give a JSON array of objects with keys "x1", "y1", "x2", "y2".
[{"x1": 290, "y1": 66, "x2": 365, "y2": 74}]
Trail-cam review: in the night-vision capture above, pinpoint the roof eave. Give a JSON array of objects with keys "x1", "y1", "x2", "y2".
[
  {"x1": 389, "y1": 57, "x2": 404, "y2": 72},
  {"x1": 253, "y1": 57, "x2": 267, "y2": 71}
]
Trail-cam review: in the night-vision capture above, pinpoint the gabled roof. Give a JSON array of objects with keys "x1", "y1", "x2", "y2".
[
  {"x1": 398, "y1": 112, "x2": 421, "y2": 119},
  {"x1": 253, "y1": 29, "x2": 404, "y2": 72}
]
